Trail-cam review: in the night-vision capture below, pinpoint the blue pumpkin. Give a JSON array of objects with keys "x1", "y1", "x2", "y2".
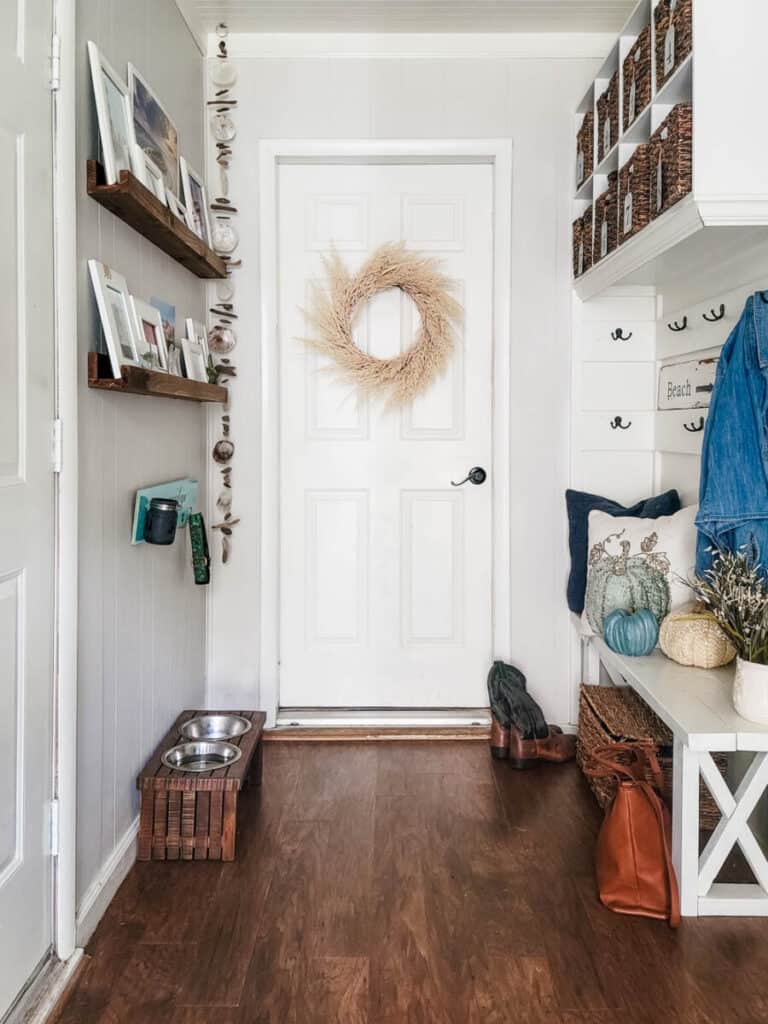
[{"x1": 603, "y1": 608, "x2": 659, "y2": 657}]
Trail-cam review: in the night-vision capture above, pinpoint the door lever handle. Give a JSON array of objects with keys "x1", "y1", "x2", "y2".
[{"x1": 451, "y1": 466, "x2": 487, "y2": 487}]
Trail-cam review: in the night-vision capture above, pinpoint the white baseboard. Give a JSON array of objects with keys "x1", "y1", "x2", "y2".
[
  {"x1": 276, "y1": 708, "x2": 492, "y2": 729},
  {"x1": 75, "y1": 816, "x2": 139, "y2": 947},
  {"x1": 4, "y1": 949, "x2": 84, "y2": 1024}
]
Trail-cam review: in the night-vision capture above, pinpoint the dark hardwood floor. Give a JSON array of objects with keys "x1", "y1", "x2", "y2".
[{"x1": 54, "y1": 742, "x2": 768, "y2": 1023}]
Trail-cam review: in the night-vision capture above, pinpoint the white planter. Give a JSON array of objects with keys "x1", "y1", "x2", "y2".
[{"x1": 733, "y1": 658, "x2": 768, "y2": 725}]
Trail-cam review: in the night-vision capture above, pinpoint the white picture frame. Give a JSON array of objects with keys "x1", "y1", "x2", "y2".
[
  {"x1": 181, "y1": 337, "x2": 208, "y2": 383},
  {"x1": 132, "y1": 145, "x2": 167, "y2": 205},
  {"x1": 86, "y1": 41, "x2": 138, "y2": 185},
  {"x1": 179, "y1": 157, "x2": 212, "y2": 246},
  {"x1": 88, "y1": 260, "x2": 140, "y2": 377},
  {"x1": 185, "y1": 317, "x2": 209, "y2": 363},
  {"x1": 127, "y1": 63, "x2": 179, "y2": 196},
  {"x1": 129, "y1": 296, "x2": 169, "y2": 372},
  {"x1": 166, "y1": 191, "x2": 187, "y2": 222}
]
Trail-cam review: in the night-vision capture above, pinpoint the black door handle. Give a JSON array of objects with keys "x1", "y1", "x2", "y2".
[{"x1": 451, "y1": 466, "x2": 487, "y2": 487}]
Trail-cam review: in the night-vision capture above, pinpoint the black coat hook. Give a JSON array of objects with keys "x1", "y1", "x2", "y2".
[
  {"x1": 702, "y1": 304, "x2": 725, "y2": 323},
  {"x1": 610, "y1": 416, "x2": 632, "y2": 430},
  {"x1": 668, "y1": 316, "x2": 688, "y2": 332},
  {"x1": 683, "y1": 417, "x2": 705, "y2": 433},
  {"x1": 611, "y1": 327, "x2": 633, "y2": 341}
]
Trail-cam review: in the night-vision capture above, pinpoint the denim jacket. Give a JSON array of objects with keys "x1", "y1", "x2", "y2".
[{"x1": 696, "y1": 293, "x2": 768, "y2": 574}]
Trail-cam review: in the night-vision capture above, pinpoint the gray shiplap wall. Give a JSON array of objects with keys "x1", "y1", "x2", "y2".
[{"x1": 76, "y1": 0, "x2": 206, "y2": 909}]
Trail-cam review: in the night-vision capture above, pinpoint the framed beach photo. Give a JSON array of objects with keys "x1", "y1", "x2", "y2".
[
  {"x1": 87, "y1": 41, "x2": 137, "y2": 185},
  {"x1": 179, "y1": 157, "x2": 211, "y2": 246},
  {"x1": 185, "y1": 317, "x2": 209, "y2": 363},
  {"x1": 128, "y1": 63, "x2": 179, "y2": 196},
  {"x1": 88, "y1": 260, "x2": 140, "y2": 377},
  {"x1": 181, "y1": 337, "x2": 208, "y2": 383},
  {"x1": 133, "y1": 145, "x2": 166, "y2": 205},
  {"x1": 130, "y1": 296, "x2": 169, "y2": 371}
]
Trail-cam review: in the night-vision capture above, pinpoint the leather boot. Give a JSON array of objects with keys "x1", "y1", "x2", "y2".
[
  {"x1": 489, "y1": 718, "x2": 510, "y2": 760},
  {"x1": 508, "y1": 725, "x2": 576, "y2": 769}
]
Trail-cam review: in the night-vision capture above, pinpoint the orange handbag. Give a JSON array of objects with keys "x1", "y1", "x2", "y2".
[{"x1": 585, "y1": 743, "x2": 680, "y2": 928}]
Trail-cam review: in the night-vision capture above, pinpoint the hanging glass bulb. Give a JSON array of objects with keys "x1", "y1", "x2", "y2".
[
  {"x1": 211, "y1": 112, "x2": 236, "y2": 142},
  {"x1": 209, "y1": 325, "x2": 237, "y2": 354},
  {"x1": 212, "y1": 219, "x2": 239, "y2": 255}
]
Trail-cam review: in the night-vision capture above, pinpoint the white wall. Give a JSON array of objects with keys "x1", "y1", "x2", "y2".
[
  {"x1": 76, "y1": 0, "x2": 207, "y2": 919},
  {"x1": 205, "y1": 33, "x2": 612, "y2": 726}
]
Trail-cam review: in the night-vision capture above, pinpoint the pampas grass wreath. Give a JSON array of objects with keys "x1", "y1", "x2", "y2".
[{"x1": 303, "y1": 243, "x2": 463, "y2": 406}]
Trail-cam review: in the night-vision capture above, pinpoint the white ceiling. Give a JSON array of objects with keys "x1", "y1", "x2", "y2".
[{"x1": 177, "y1": 0, "x2": 636, "y2": 40}]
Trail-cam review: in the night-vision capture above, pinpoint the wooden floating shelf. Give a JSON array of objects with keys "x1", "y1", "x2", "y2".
[
  {"x1": 86, "y1": 160, "x2": 227, "y2": 280},
  {"x1": 88, "y1": 352, "x2": 227, "y2": 404}
]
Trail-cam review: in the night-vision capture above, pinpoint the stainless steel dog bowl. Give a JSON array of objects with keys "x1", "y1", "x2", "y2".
[
  {"x1": 161, "y1": 740, "x2": 242, "y2": 773},
  {"x1": 180, "y1": 713, "x2": 252, "y2": 741}
]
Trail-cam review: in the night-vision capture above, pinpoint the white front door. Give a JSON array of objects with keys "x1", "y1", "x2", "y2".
[
  {"x1": 0, "y1": 0, "x2": 56, "y2": 1012},
  {"x1": 278, "y1": 161, "x2": 494, "y2": 708}
]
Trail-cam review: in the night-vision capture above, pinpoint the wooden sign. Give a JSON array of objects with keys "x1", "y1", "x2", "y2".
[{"x1": 658, "y1": 356, "x2": 718, "y2": 410}]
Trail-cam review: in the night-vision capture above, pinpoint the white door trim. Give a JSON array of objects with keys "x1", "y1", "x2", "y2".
[{"x1": 258, "y1": 139, "x2": 513, "y2": 727}]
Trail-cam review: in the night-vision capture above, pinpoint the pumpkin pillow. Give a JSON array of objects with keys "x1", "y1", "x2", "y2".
[{"x1": 582, "y1": 504, "x2": 698, "y2": 637}]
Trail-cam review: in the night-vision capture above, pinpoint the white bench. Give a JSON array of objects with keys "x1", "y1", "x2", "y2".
[{"x1": 585, "y1": 638, "x2": 768, "y2": 917}]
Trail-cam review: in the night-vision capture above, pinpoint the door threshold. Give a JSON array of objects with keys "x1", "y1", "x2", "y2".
[{"x1": 267, "y1": 708, "x2": 491, "y2": 742}]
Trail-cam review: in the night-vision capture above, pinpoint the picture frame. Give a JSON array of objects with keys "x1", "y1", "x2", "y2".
[
  {"x1": 132, "y1": 145, "x2": 166, "y2": 205},
  {"x1": 88, "y1": 260, "x2": 140, "y2": 377},
  {"x1": 166, "y1": 191, "x2": 187, "y2": 222},
  {"x1": 127, "y1": 63, "x2": 179, "y2": 196},
  {"x1": 179, "y1": 157, "x2": 211, "y2": 246},
  {"x1": 181, "y1": 336, "x2": 208, "y2": 383},
  {"x1": 86, "y1": 41, "x2": 138, "y2": 185},
  {"x1": 185, "y1": 317, "x2": 209, "y2": 364},
  {"x1": 129, "y1": 296, "x2": 169, "y2": 372}
]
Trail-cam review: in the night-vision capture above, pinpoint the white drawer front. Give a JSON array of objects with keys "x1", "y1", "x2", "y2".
[
  {"x1": 656, "y1": 409, "x2": 708, "y2": 455},
  {"x1": 574, "y1": 411, "x2": 654, "y2": 451},
  {"x1": 573, "y1": 451, "x2": 655, "y2": 504},
  {"x1": 580, "y1": 362, "x2": 655, "y2": 411},
  {"x1": 581, "y1": 322, "x2": 655, "y2": 362}
]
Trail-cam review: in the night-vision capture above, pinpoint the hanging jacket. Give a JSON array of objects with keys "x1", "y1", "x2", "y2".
[{"x1": 696, "y1": 292, "x2": 768, "y2": 574}]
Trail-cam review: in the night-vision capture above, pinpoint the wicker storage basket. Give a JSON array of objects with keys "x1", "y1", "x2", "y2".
[
  {"x1": 659, "y1": 604, "x2": 736, "y2": 669},
  {"x1": 593, "y1": 172, "x2": 618, "y2": 264},
  {"x1": 580, "y1": 206, "x2": 593, "y2": 275},
  {"x1": 649, "y1": 103, "x2": 692, "y2": 220},
  {"x1": 576, "y1": 111, "x2": 594, "y2": 188},
  {"x1": 618, "y1": 144, "x2": 652, "y2": 244},
  {"x1": 573, "y1": 217, "x2": 583, "y2": 278},
  {"x1": 623, "y1": 25, "x2": 652, "y2": 131},
  {"x1": 654, "y1": 0, "x2": 693, "y2": 91},
  {"x1": 597, "y1": 73, "x2": 619, "y2": 163},
  {"x1": 578, "y1": 684, "x2": 724, "y2": 831}
]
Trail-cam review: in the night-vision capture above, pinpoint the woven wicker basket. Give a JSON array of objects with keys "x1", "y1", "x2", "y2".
[
  {"x1": 578, "y1": 684, "x2": 724, "y2": 831},
  {"x1": 573, "y1": 217, "x2": 584, "y2": 278},
  {"x1": 593, "y1": 172, "x2": 618, "y2": 264},
  {"x1": 623, "y1": 25, "x2": 652, "y2": 132},
  {"x1": 576, "y1": 111, "x2": 594, "y2": 188},
  {"x1": 597, "y1": 72, "x2": 619, "y2": 163},
  {"x1": 659, "y1": 604, "x2": 736, "y2": 669},
  {"x1": 618, "y1": 144, "x2": 651, "y2": 244},
  {"x1": 654, "y1": 0, "x2": 693, "y2": 90},
  {"x1": 649, "y1": 103, "x2": 692, "y2": 220}
]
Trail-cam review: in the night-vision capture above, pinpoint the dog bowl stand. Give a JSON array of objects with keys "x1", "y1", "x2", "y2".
[{"x1": 137, "y1": 709, "x2": 266, "y2": 862}]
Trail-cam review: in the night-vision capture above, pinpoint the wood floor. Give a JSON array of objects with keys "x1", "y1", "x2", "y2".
[{"x1": 54, "y1": 742, "x2": 768, "y2": 1023}]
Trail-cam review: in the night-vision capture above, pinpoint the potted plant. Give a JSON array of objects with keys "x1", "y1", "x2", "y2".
[{"x1": 688, "y1": 549, "x2": 768, "y2": 724}]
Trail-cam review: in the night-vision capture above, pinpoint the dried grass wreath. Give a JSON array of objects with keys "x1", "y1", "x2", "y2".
[{"x1": 303, "y1": 242, "x2": 463, "y2": 406}]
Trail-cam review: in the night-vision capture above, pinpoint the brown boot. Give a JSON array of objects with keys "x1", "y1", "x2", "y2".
[
  {"x1": 508, "y1": 727, "x2": 540, "y2": 770},
  {"x1": 490, "y1": 718, "x2": 510, "y2": 759},
  {"x1": 508, "y1": 725, "x2": 576, "y2": 769}
]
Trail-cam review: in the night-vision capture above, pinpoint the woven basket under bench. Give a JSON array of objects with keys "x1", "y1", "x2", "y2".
[{"x1": 577, "y1": 685, "x2": 724, "y2": 831}]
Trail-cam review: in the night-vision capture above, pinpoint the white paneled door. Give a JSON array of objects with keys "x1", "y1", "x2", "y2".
[
  {"x1": 0, "y1": 0, "x2": 56, "y2": 1013},
  {"x1": 278, "y1": 162, "x2": 494, "y2": 708}
]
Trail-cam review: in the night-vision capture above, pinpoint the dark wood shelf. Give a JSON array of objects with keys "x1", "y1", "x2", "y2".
[
  {"x1": 86, "y1": 160, "x2": 227, "y2": 279},
  {"x1": 88, "y1": 352, "x2": 228, "y2": 404}
]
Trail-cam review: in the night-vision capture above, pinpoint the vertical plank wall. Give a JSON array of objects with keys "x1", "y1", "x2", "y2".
[{"x1": 76, "y1": 0, "x2": 206, "y2": 926}]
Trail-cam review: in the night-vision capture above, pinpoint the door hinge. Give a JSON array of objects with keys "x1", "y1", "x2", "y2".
[
  {"x1": 52, "y1": 418, "x2": 63, "y2": 474},
  {"x1": 49, "y1": 33, "x2": 61, "y2": 92},
  {"x1": 49, "y1": 799, "x2": 60, "y2": 857}
]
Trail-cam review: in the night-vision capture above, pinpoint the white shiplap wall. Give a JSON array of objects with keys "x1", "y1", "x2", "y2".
[{"x1": 76, "y1": 0, "x2": 207, "y2": 920}]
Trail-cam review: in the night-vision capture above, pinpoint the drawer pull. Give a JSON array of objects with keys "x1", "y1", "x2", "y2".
[
  {"x1": 610, "y1": 416, "x2": 632, "y2": 430},
  {"x1": 668, "y1": 316, "x2": 688, "y2": 332},
  {"x1": 611, "y1": 327, "x2": 633, "y2": 341},
  {"x1": 683, "y1": 417, "x2": 705, "y2": 433},
  {"x1": 702, "y1": 304, "x2": 725, "y2": 323}
]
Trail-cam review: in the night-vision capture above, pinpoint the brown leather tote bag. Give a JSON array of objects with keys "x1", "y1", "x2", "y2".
[{"x1": 585, "y1": 743, "x2": 680, "y2": 928}]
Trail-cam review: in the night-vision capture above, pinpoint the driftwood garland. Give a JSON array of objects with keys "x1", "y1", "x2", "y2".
[{"x1": 304, "y1": 243, "x2": 463, "y2": 406}]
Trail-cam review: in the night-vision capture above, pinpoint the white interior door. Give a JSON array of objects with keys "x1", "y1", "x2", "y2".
[
  {"x1": 0, "y1": 0, "x2": 56, "y2": 1012},
  {"x1": 278, "y1": 161, "x2": 494, "y2": 708}
]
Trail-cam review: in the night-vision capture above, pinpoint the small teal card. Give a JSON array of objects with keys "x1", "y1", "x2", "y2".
[{"x1": 131, "y1": 478, "x2": 198, "y2": 544}]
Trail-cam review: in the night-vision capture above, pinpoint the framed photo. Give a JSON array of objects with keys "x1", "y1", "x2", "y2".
[
  {"x1": 88, "y1": 260, "x2": 139, "y2": 377},
  {"x1": 181, "y1": 337, "x2": 208, "y2": 383},
  {"x1": 133, "y1": 145, "x2": 166, "y2": 204},
  {"x1": 179, "y1": 157, "x2": 211, "y2": 246},
  {"x1": 87, "y1": 41, "x2": 137, "y2": 185},
  {"x1": 166, "y1": 191, "x2": 186, "y2": 222},
  {"x1": 128, "y1": 63, "x2": 179, "y2": 196},
  {"x1": 129, "y1": 296, "x2": 168, "y2": 372},
  {"x1": 185, "y1": 317, "x2": 209, "y2": 363}
]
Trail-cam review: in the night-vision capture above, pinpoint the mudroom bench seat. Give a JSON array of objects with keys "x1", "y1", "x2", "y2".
[{"x1": 584, "y1": 639, "x2": 768, "y2": 918}]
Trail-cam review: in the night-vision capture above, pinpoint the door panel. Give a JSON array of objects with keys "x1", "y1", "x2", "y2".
[{"x1": 278, "y1": 162, "x2": 493, "y2": 708}]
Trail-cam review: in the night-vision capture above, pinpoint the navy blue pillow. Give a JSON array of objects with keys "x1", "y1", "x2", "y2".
[{"x1": 566, "y1": 488, "x2": 681, "y2": 614}]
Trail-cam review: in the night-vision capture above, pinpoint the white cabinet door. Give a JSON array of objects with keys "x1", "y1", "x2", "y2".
[
  {"x1": 278, "y1": 162, "x2": 494, "y2": 708},
  {"x1": 0, "y1": 0, "x2": 56, "y2": 1014}
]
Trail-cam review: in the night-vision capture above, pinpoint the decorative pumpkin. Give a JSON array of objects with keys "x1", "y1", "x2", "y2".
[
  {"x1": 659, "y1": 603, "x2": 736, "y2": 668},
  {"x1": 603, "y1": 608, "x2": 659, "y2": 657},
  {"x1": 585, "y1": 529, "x2": 671, "y2": 634}
]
